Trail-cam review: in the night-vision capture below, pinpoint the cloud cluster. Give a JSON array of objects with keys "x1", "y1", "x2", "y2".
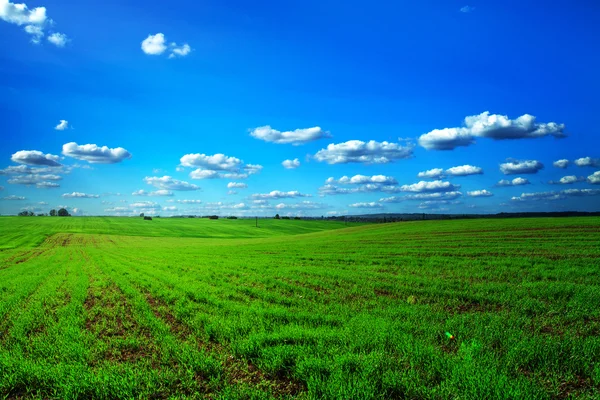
[
  {"x1": 0, "y1": 0, "x2": 68, "y2": 45},
  {"x1": 132, "y1": 189, "x2": 174, "y2": 196},
  {"x1": 251, "y1": 190, "x2": 311, "y2": 200},
  {"x1": 326, "y1": 175, "x2": 397, "y2": 185},
  {"x1": 250, "y1": 126, "x2": 330, "y2": 145},
  {"x1": 144, "y1": 176, "x2": 200, "y2": 191},
  {"x1": 379, "y1": 191, "x2": 463, "y2": 203},
  {"x1": 400, "y1": 180, "x2": 460, "y2": 193},
  {"x1": 62, "y1": 192, "x2": 99, "y2": 198},
  {"x1": 62, "y1": 142, "x2": 132, "y2": 164},
  {"x1": 11, "y1": 150, "x2": 61, "y2": 166},
  {"x1": 141, "y1": 33, "x2": 191, "y2": 58},
  {"x1": 467, "y1": 190, "x2": 493, "y2": 197},
  {"x1": 180, "y1": 153, "x2": 262, "y2": 180},
  {"x1": 496, "y1": 177, "x2": 530, "y2": 187},
  {"x1": 8, "y1": 173, "x2": 62, "y2": 188},
  {"x1": 500, "y1": 160, "x2": 544, "y2": 175},
  {"x1": 418, "y1": 165, "x2": 483, "y2": 179},
  {"x1": 314, "y1": 140, "x2": 413, "y2": 164},
  {"x1": 419, "y1": 112, "x2": 566, "y2": 150},
  {"x1": 512, "y1": 188, "x2": 600, "y2": 201},
  {"x1": 549, "y1": 176, "x2": 585, "y2": 185},
  {"x1": 282, "y1": 158, "x2": 300, "y2": 169},
  {"x1": 349, "y1": 202, "x2": 383, "y2": 209}
]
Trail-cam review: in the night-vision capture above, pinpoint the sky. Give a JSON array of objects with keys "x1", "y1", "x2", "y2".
[{"x1": 1, "y1": 0, "x2": 599, "y2": 217}]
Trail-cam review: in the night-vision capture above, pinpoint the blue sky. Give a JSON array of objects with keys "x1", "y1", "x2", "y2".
[{"x1": 1, "y1": 0, "x2": 599, "y2": 216}]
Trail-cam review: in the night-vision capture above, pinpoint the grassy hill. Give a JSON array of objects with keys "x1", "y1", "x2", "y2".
[{"x1": 0, "y1": 217, "x2": 599, "y2": 399}]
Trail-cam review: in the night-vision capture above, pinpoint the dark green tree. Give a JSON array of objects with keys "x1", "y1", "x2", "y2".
[
  {"x1": 49, "y1": 209, "x2": 57, "y2": 216},
  {"x1": 58, "y1": 208, "x2": 70, "y2": 217},
  {"x1": 274, "y1": 214, "x2": 280, "y2": 219}
]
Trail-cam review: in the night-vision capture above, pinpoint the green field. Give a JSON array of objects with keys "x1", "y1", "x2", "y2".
[{"x1": 0, "y1": 217, "x2": 599, "y2": 399}]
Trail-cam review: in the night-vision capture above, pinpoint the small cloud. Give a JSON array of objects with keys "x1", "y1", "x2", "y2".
[
  {"x1": 62, "y1": 142, "x2": 132, "y2": 164},
  {"x1": 47, "y1": 32, "x2": 68, "y2": 47},
  {"x1": 460, "y1": 6, "x2": 475, "y2": 13},
  {"x1": 349, "y1": 202, "x2": 383, "y2": 209},
  {"x1": 282, "y1": 158, "x2": 301, "y2": 169},
  {"x1": 61, "y1": 192, "x2": 99, "y2": 198},
  {"x1": 553, "y1": 159, "x2": 569, "y2": 169},
  {"x1": 314, "y1": 140, "x2": 413, "y2": 164},
  {"x1": 168, "y1": 43, "x2": 191, "y2": 58},
  {"x1": 227, "y1": 182, "x2": 247, "y2": 189},
  {"x1": 141, "y1": 33, "x2": 167, "y2": 55},
  {"x1": 250, "y1": 126, "x2": 330, "y2": 145},
  {"x1": 500, "y1": 160, "x2": 544, "y2": 175},
  {"x1": 574, "y1": 157, "x2": 600, "y2": 168},
  {"x1": 11, "y1": 150, "x2": 62, "y2": 167},
  {"x1": 588, "y1": 171, "x2": 600, "y2": 184},
  {"x1": 55, "y1": 120, "x2": 69, "y2": 130},
  {"x1": 496, "y1": 177, "x2": 530, "y2": 187},
  {"x1": 2, "y1": 195, "x2": 26, "y2": 200},
  {"x1": 467, "y1": 190, "x2": 493, "y2": 197}
]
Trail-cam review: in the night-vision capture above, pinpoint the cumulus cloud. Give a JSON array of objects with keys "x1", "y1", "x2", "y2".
[
  {"x1": 588, "y1": 171, "x2": 600, "y2": 184},
  {"x1": 500, "y1": 160, "x2": 544, "y2": 175},
  {"x1": 142, "y1": 33, "x2": 191, "y2": 58},
  {"x1": 496, "y1": 177, "x2": 530, "y2": 187},
  {"x1": 574, "y1": 157, "x2": 600, "y2": 168},
  {"x1": 181, "y1": 153, "x2": 261, "y2": 180},
  {"x1": 419, "y1": 112, "x2": 566, "y2": 150},
  {"x1": 168, "y1": 43, "x2": 191, "y2": 58},
  {"x1": 460, "y1": 5, "x2": 475, "y2": 12},
  {"x1": 250, "y1": 126, "x2": 330, "y2": 145},
  {"x1": 55, "y1": 120, "x2": 69, "y2": 130},
  {"x1": 314, "y1": 140, "x2": 413, "y2": 164},
  {"x1": 553, "y1": 159, "x2": 569, "y2": 169},
  {"x1": 418, "y1": 168, "x2": 445, "y2": 179},
  {"x1": 62, "y1": 142, "x2": 132, "y2": 164},
  {"x1": 512, "y1": 188, "x2": 600, "y2": 201},
  {"x1": 446, "y1": 165, "x2": 483, "y2": 176},
  {"x1": 326, "y1": 175, "x2": 397, "y2": 185},
  {"x1": 227, "y1": 182, "x2": 247, "y2": 189},
  {"x1": 0, "y1": 0, "x2": 67, "y2": 45},
  {"x1": 8, "y1": 174, "x2": 62, "y2": 188},
  {"x1": 282, "y1": 158, "x2": 300, "y2": 169},
  {"x1": 467, "y1": 190, "x2": 493, "y2": 197},
  {"x1": 549, "y1": 175, "x2": 585, "y2": 185},
  {"x1": 349, "y1": 202, "x2": 383, "y2": 209},
  {"x1": 11, "y1": 150, "x2": 61, "y2": 167},
  {"x1": 144, "y1": 176, "x2": 200, "y2": 191},
  {"x1": 132, "y1": 189, "x2": 174, "y2": 196},
  {"x1": 141, "y1": 33, "x2": 166, "y2": 55},
  {"x1": 47, "y1": 32, "x2": 67, "y2": 47},
  {"x1": 400, "y1": 180, "x2": 459, "y2": 193},
  {"x1": 251, "y1": 190, "x2": 311, "y2": 200},
  {"x1": 61, "y1": 192, "x2": 99, "y2": 198},
  {"x1": 130, "y1": 201, "x2": 161, "y2": 209},
  {"x1": 275, "y1": 201, "x2": 328, "y2": 210},
  {"x1": 379, "y1": 191, "x2": 463, "y2": 203},
  {"x1": 2, "y1": 195, "x2": 26, "y2": 200}
]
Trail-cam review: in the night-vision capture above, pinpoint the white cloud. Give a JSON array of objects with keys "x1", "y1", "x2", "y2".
[
  {"x1": 253, "y1": 199, "x2": 268, "y2": 205},
  {"x1": 189, "y1": 169, "x2": 220, "y2": 179},
  {"x1": 379, "y1": 191, "x2": 463, "y2": 203},
  {"x1": 274, "y1": 201, "x2": 328, "y2": 210},
  {"x1": 314, "y1": 140, "x2": 413, "y2": 164},
  {"x1": 419, "y1": 112, "x2": 566, "y2": 150},
  {"x1": 163, "y1": 206, "x2": 178, "y2": 211},
  {"x1": 326, "y1": 174, "x2": 397, "y2": 185},
  {"x1": 418, "y1": 168, "x2": 445, "y2": 179},
  {"x1": 553, "y1": 159, "x2": 569, "y2": 169},
  {"x1": 244, "y1": 164, "x2": 263, "y2": 175},
  {"x1": 47, "y1": 32, "x2": 67, "y2": 47},
  {"x1": 144, "y1": 176, "x2": 200, "y2": 191},
  {"x1": 250, "y1": 126, "x2": 330, "y2": 145},
  {"x1": 400, "y1": 180, "x2": 460, "y2": 193},
  {"x1": 36, "y1": 182, "x2": 59, "y2": 188},
  {"x1": 175, "y1": 199, "x2": 203, "y2": 204},
  {"x1": 62, "y1": 192, "x2": 99, "y2": 198},
  {"x1": 62, "y1": 142, "x2": 132, "y2": 164},
  {"x1": 500, "y1": 160, "x2": 544, "y2": 175},
  {"x1": 282, "y1": 158, "x2": 300, "y2": 169},
  {"x1": 7, "y1": 174, "x2": 62, "y2": 188},
  {"x1": 467, "y1": 190, "x2": 493, "y2": 197},
  {"x1": 141, "y1": 33, "x2": 166, "y2": 55},
  {"x1": 549, "y1": 175, "x2": 585, "y2": 185},
  {"x1": 130, "y1": 201, "x2": 161, "y2": 209},
  {"x1": 2, "y1": 195, "x2": 26, "y2": 200},
  {"x1": 512, "y1": 188, "x2": 600, "y2": 201},
  {"x1": 588, "y1": 171, "x2": 600, "y2": 184},
  {"x1": 227, "y1": 182, "x2": 247, "y2": 189},
  {"x1": 251, "y1": 190, "x2": 311, "y2": 200},
  {"x1": 54, "y1": 119, "x2": 69, "y2": 130},
  {"x1": 132, "y1": 189, "x2": 174, "y2": 196},
  {"x1": 496, "y1": 177, "x2": 530, "y2": 187},
  {"x1": 168, "y1": 43, "x2": 191, "y2": 58},
  {"x1": 11, "y1": 150, "x2": 61, "y2": 167},
  {"x1": 460, "y1": 5, "x2": 475, "y2": 12},
  {"x1": 574, "y1": 157, "x2": 600, "y2": 168},
  {"x1": 445, "y1": 165, "x2": 483, "y2": 176},
  {"x1": 349, "y1": 202, "x2": 383, "y2": 209},
  {"x1": 180, "y1": 153, "x2": 241, "y2": 170},
  {"x1": 227, "y1": 190, "x2": 237, "y2": 195}
]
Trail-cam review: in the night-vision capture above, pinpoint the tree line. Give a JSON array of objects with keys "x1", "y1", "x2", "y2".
[{"x1": 18, "y1": 208, "x2": 70, "y2": 217}]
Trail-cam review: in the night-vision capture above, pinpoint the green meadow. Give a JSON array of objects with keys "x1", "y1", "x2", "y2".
[{"x1": 0, "y1": 216, "x2": 599, "y2": 399}]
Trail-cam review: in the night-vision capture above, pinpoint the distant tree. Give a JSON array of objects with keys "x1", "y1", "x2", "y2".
[
  {"x1": 144, "y1": 216, "x2": 152, "y2": 220},
  {"x1": 140, "y1": 213, "x2": 144, "y2": 218},
  {"x1": 57, "y1": 208, "x2": 70, "y2": 217},
  {"x1": 226, "y1": 216, "x2": 238, "y2": 219},
  {"x1": 18, "y1": 211, "x2": 28, "y2": 216},
  {"x1": 294, "y1": 216, "x2": 301, "y2": 220},
  {"x1": 281, "y1": 216, "x2": 290, "y2": 220},
  {"x1": 274, "y1": 214, "x2": 280, "y2": 219},
  {"x1": 208, "y1": 215, "x2": 219, "y2": 220},
  {"x1": 37, "y1": 213, "x2": 45, "y2": 217},
  {"x1": 49, "y1": 209, "x2": 57, "y2": 216}
]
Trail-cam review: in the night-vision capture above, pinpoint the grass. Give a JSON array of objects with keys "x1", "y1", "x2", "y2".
[{"x1": 0, "y1": 216, "x2": 599, "y2": 399}]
